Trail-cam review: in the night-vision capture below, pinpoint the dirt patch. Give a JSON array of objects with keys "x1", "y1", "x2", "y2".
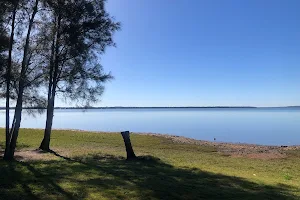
[
  {"x1": 14, "y1": 149, "x2": 59, "y2": 161},
  {"x1": 244, "y1": 153, "x2": 286, "y2": 159}
]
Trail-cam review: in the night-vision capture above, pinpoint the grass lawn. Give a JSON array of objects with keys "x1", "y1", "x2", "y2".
[{"x1": 0, "y1": 128, "x2": 300, "y2": 200}]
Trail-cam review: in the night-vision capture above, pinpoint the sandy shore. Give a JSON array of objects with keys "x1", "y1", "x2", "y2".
[{"x1": 140, "y1": 133, "x2": 300, "y2": 159}]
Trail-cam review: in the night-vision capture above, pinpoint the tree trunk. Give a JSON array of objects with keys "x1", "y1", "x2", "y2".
[
  {"x1": 40, "y1": 14, "x2": 61, "y2": 151},
  {"x1": 39, "y1": 97, "x2": 54, "y2": 151},
  {"x1": 40, "y1": 78, "x2": 57, "y2": 151},
  {"x1": 4, "y1": 95, "x2": 23, "y2": 160},
  {"x1": 121, "y1": 131, "x2": 136, "y2": 160},
  {"x1": 39, "y1": 28, "x2": 55, "y2": 151},
  {"x1": 4, "y1": 3, "x2": 17, "y2": 161}
]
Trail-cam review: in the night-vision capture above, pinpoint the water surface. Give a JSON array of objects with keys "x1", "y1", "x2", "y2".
[{"x1": 1, "y1": 108, "x2": 299, "y2": 146}]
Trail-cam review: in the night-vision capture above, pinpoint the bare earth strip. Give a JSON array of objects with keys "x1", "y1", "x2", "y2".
[{"x1": 141, "y1": 133, "x2": 300, "y2": 159}]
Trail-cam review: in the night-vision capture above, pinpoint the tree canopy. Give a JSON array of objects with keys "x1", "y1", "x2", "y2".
[{"x1": 0, "y1": 0, "x2": 120, "y2": 159}]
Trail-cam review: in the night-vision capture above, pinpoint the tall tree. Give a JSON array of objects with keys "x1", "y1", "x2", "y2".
[
  {"x1": 4, "y1": 0, "x2": 42, "y2": 160},
  {"x1": 39, "y1": 0, "x2": 120, "y2": 151},
  {"x1": 0, "y1": 0, "x2": 18, "y2": 160},
  {"x1": 4, "y1": 3, "x2": 15, "y2": 160}
]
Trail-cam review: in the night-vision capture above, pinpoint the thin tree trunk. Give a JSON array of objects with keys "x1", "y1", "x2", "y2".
[
  {"x1": 39, "y1": 18, "x2": 56, "y2": 151},
  {"x1": 42, "y1": 79, "x2": 58, "y2": 150},
  {"x1": 39, "y1": 97, "x2": 54, "y2": 151},
  {"x1": 4, "y1": 0, "x2": 39, "y2": 160},
  {"x1": 5, "y1": 93, "x2": 23, "y2": 159},
  {"x1": 121, "y1": 131, "x2": 137, "y2": 160},
  {"x1": 4, "y1": 3, "x2": 17, "y2": 160},
  {"x1": 40, "y1": 15, "x2": 61, "y2": 151}
]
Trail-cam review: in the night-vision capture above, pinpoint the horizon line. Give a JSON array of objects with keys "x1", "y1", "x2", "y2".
[{"x1": 1, "y1": 106, "x2": 300, "y2": 109}]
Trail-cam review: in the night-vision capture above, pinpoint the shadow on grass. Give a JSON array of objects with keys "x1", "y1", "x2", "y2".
[
  {"x1": 0, "y1": 142, "x2": 30, "y2": 151},
  {"x1": 0, "y1": 151, "x2": 298, "y2": 200}
]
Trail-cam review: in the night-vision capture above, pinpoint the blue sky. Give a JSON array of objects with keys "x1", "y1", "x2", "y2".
[{"x1": 80, "y1": 0, "x2": 300, "y2": 107}]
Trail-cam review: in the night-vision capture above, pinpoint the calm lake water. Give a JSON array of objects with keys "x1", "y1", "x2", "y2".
[{"x1": 0, "y1": 108, "x2": 300, "y2": 146}]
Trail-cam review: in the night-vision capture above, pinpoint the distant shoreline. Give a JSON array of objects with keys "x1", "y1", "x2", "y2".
[{"x1": 0, "y1": 106, "x2": 300, "y2": 110}]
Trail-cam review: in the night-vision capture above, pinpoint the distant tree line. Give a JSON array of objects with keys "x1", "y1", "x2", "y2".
[
  {"x1": 0, "y1": 0, "x2": 120, "y2": 160},
  {"x1": 0, "y1": 106, "x2": 260, "y2": 109}
]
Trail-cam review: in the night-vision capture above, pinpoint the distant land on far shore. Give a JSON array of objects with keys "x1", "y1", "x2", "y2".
[{"x1": 0, "y1": 106, "x2": 300, "y2": 110}]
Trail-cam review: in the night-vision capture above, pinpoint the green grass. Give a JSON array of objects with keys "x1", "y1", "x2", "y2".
[{"x1": 0, "y1": 128, "x2": 300, "y2": 200}]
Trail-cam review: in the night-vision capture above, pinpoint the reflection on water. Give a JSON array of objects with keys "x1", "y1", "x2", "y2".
[{"x1": 0, "y1": 108, "x2": 299, "y2": 145}]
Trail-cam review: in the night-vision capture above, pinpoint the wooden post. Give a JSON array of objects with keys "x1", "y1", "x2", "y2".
[{"x1": 121, "y1": 131, "x2": 137, "y2": 160}]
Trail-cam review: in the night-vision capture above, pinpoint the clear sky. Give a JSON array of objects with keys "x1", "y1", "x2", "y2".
[{"x1": 75, "y1": 0, "x2": 300, "y2": 107}]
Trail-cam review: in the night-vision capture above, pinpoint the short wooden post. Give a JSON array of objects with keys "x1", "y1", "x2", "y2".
[{"x1": 121, "y1": 131, "x2": 137, "y2": 160}]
